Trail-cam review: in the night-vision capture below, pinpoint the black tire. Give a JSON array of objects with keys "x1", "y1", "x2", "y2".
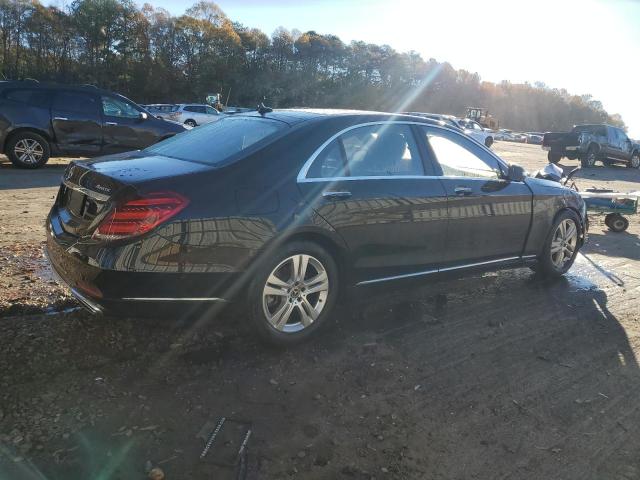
[
  {"x1": 605, "y1": 213, "x2": 629, "y2": 232},
  {"x1": 628, "y1": 152, "x2": 640, "y2": 169},
  {"x1": 602, "y1": 159, "x2": 614, "y2": 167},
  {"x1": 6, "y1": 131, "x2": 50, "y2": 169},
  {"x1": 537, "y1": 210, "x2": 581, "y2": 278},
  {"x1": 580, "y1": 147, "x2": 597, "y2": 168},
  {"x1": 247, "y1": 241, "x2": 339, "y2": 346},
  {"x1": 485, "y1": 136, "x2": 493, "y2": 148},
  {"x1": 184, "y1": 119, "x2": 197, "y2": 127},
  {"x1": 547, "y1": 152, "x2": 562, "y2": 163}
]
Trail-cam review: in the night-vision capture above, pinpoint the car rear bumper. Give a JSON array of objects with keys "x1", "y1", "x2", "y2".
[{"x1": 46, "y1": 223, "x2": 238, "y2": 317}]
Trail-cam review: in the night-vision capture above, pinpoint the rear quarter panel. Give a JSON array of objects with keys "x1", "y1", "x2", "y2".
[{"x1": 0, "y1": 101, "x2": 53, "y2": 152}]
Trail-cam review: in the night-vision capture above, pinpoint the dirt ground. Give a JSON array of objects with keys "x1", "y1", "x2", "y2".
[{"x1": 1, "y1": 143, "x2": 640, "y2": 479}]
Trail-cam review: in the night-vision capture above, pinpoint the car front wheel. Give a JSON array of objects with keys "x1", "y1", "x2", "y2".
[
  {"x1": 537, "y1": 210, "x2": 581, "y2": 277},
  {"x1": 248, "y1": 241, "x2": 339, "y2": 346},
  {"x1": 485, "y1": 136, "x2": 493, "y2": 148},
  {"x1": 629, "y1": 152, "x2": 640, "y2": 169},
  {"x1": 6, "y1": 132, "x2": 51, "y2": 168}
]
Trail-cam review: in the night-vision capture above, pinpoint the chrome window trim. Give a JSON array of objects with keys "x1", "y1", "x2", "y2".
[
  {"x1": 297, "y1": 120, "x2": 509, "y2": 183},
  {"x1": 355, "y1": 256, "x2": 523, "y2": 286}
]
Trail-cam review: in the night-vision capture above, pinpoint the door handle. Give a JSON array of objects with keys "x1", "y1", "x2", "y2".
[
  {"x1": 322, "y1": 191, "x2": 352, "y2": 200},
  {"x1": 105, "y1": 122, "x2": 118, "y2": 126},
  {"x1": 53, "y1": 117, "x2": 68, "y2": 121},
  {"x1": 454, "y1": 186, "x2": 473, "y2": 196}
]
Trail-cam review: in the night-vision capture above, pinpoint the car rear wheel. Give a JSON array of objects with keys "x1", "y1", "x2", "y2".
[
  {"x1": 580, "y1": 147, "x2": 597, "y2": 168},
  {"x1": 537, "y1": 210, "x2": 581, "y2": 277},
  {"x1": 547, "y1": 152, "x2": 562, "y2": 163},
  {"x1": 628, "y1": 153, "x2": 640, "y2": 169},
  {"x1": 248, "y1": 241, "x2": 339, "y2": 346},
  {"x1": 184, "y1": 119, "x2": 197, "y2": 127},
  {"x1": 6, "y1": 132, "x2": 50, "y2": 169},
  {"x1": 484, "y1": 136, "x2": 493, "y2": 148}
]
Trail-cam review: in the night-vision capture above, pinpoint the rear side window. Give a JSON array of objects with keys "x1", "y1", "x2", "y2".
[
  {"x1": 52, "y1": 92, "x2": 99, "y2": 115},
  {"x1": 144, "y1": 116, "x2": 287, "y2": 165},
  {"x1": 3, "y1": 88, "x2": 50, "y2": 107},
  {"x1": 306, "y1": 124, "x2": 424, "y2": 179},
  {"x1": 184, "y1": 105, "x2": 206, "y2": 113}
]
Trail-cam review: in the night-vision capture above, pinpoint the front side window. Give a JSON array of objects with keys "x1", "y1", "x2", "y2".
[
  {"x1": 425, "y1": 129, "x2": 500, "y2": 179},
  {"x1": 205, "y1": 106, "x2": 219, "y2": 115},
  {"x1": 145, "y1": 116, "x2": 287, "y2": 165},
  {"x1": 306, "y1": 124, "x2": 424, "y2": 179},
  {"x1": 102, "y1": 96, "x2": 140, "y2": 118}
]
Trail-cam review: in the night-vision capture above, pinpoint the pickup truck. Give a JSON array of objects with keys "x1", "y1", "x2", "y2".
[{"x1": 542, "y1": 124, "x2": 640, "y2": 169}]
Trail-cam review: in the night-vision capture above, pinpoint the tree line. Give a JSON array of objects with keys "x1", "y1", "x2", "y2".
[{"x1": 0, "y1": 0, "x2": 625, "y2": 132}]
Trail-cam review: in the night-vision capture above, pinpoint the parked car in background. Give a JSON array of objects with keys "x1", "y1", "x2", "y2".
[
  {"x1": 495, "y1": 129, "x2": 515, "y2": 141},
  {"x1": 0, "y1": 81, "x2": 186, "y2": 168},
  {"x1": 455, "y1": 118, "x2": 495, "y2": 147},
  {"x1": 511, "y1": 133, "x2": 528, "y2": 143},
  {"x1": 166, "y1": 104, "x2": 224, "y2": 127},
  {"x1": 543, "y1": 124, "x2": 640, "y2": 168},
  {"x1": 46, "y1": 109, "x2": 586, "y2": 346},
  {"x1": 525, "y1": 132, "x2": 544, "y2": 145},
  {"x1": 143, "y1": 104, "x2": 177, "y2": 119},
  {"x1": 223, "y1": 106, "x2": 255, "y2": 114}
]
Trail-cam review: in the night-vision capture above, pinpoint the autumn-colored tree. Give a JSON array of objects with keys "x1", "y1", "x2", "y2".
[{"x1": 0, "y1": 0, "x2": 625, "y2": 132}]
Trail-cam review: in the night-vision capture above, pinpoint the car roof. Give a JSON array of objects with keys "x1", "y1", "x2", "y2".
[
  {"x1": 0, "y1": 80, "x2": 116, "y2": 96},
  {"x1": 234, "y1": 108, "x2": 448, "y2": 127}
]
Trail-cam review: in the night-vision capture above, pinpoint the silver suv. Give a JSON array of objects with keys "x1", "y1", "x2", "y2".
[{"x1": 166, "y1": 104, "x2": 224, "y2": 127}]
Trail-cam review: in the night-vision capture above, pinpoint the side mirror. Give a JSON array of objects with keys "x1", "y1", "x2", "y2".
[
  {"x1": 139, "y1": 112, "x2": 148, "y2": 121},
  {"x1": 506, "y1": 163, "x2": 525, "y2": 182}
]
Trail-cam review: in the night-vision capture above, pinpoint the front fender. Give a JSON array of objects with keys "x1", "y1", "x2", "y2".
[{"x1": 523, "y1": 179, "x2": 585, "y2": 256}]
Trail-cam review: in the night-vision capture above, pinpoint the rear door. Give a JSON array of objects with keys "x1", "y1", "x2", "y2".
[
  {"x1": 419, "y1": 126, "x2": 532, "y2": 267},
  {"x1": 297, "y1": 122, "x2": 449, "y2": 283},
  {"x1": 50, "y1": 91, "x2": 102, "y2": 155},
  {"x1": 183, "y1": 105, "x2": 207, "y2": 124},
  {"x1": 101, "y1": 95, "x2": 155, "y2": 153}
]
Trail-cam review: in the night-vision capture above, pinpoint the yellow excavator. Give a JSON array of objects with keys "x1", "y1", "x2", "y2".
[{"x1": 466, "y1": 107, "x2": 499, "y2": 130}]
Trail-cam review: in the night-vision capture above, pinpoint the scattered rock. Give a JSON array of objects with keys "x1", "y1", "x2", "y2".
[{"x1": 148, "y1": 467, "x2": 165, "y2": 480}]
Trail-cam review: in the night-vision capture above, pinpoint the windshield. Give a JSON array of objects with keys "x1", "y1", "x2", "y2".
[{"x1": 145, "y1": 116, "x2": 287, "y2": 165}]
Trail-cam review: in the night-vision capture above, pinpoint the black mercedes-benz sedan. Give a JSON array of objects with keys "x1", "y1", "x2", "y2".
[{"x1": 46, "y1": 109, "x2": 587, "y2": 345}]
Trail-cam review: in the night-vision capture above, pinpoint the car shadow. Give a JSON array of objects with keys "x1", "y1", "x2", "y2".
[{"x1": 583, "y1": 228, "x2": 640, "y2": 261}]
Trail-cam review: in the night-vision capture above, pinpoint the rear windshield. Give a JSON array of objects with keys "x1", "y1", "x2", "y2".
[
  {"x1": 572, "y1": 125, "x2": 606, "y2": 136},
  {"x1": 145, "y1": 116, "x2": 287, "y2": 165}
]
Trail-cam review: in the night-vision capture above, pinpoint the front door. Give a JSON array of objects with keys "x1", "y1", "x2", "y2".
[
  {"x1": 419, "y1": 126, "x2": 533, "y2": 267},
  {"x1": 101, "y1": 95, "x2": 155, "y2": 153},
  {"x1": 297, "y1": 122, "x2": 449, "y2": 283},
  {"x1": 50, "y1": 91, "x2": 102, "y2": 155}
]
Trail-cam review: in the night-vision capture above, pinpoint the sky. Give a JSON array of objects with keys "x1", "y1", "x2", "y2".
[{"x1": 54, "y1": 0, "x2": 640, "y2": 136}]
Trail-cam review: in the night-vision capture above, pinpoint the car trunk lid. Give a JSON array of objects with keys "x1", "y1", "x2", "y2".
[{"x1": 55, "y1": 154, "x2": 209, "y2": 237}]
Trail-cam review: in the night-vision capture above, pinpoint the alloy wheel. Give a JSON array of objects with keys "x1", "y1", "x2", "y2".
[
  {"x1": 262, "y1": 254, "x2": 330, "y2": 333},
  {"x1": 14, "y1": 139, "x2": 44, "y2": 165},
  {"x1": 550, "y1": 219, "x2": 578, "y2": 269},
  {"x1": 631, "y1": 154, "x2": 640, "y2": 169},
  {"x1": 586, "y1": 152, "x2": 596, "y2": 167}
]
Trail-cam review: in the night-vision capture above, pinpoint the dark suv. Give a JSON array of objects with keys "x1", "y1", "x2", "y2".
[{"x1": 0, "y1": 81, "x2": 186, "y2": 168}]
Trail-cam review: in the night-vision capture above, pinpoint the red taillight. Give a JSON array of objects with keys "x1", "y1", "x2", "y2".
[{"x1": 93, "y1": 192, "x2": 189, "y2": 241}]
